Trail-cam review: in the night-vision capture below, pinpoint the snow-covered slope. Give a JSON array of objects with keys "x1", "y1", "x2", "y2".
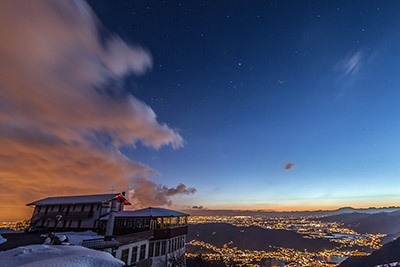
[{"x1": 0, "y1": 245, "x2": 123, "y2": 267}]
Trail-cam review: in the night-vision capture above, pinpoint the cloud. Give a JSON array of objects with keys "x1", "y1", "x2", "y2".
[
  {"x1": 164, "y1": 183, "x2": 197, "y2": 196},
  {"x1": 191, "y1": 206, "x2": 204, "y2": 209},
  {"x1": 284, "y1": 163, "x2": 296, "y2": 171},
  {"x1": 0, "y1": 0, "x2": 185, "y2": 221},
  {"x1": 336, "y1": 50, "x2": 363, "y2": 76},
  {"x1": 128, "y1": 179, "x2": 196, "y2": 208},
  {"x1": 334, "y1": 50, "x2": 367, "y2": 99}
]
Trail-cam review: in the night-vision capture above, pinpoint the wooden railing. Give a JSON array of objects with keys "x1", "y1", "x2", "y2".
[
  {"x1": 82, "y1": 230, "x2": 154, "y2": 249},
  {"x1": 115, "y1": 230, "x2": 153, "y2": 244},
  {"x1": 32, "y1": 211, "x2": 93, "y2": 218},
  {"x1": 81, "y1": 238, "x2": 119, "y2": 249},
  {"x1": 153, "y1": 225, "x2": 188, "y2": 240}
]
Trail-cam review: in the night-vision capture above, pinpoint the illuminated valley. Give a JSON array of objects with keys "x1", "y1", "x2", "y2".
[{"x1": 186, "y1": 216, "x2": 386, "y2": 266}]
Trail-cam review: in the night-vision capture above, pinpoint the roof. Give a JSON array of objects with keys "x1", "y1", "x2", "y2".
[
  {"x1": 99, "y1": 207, "x2": 189, "y2": 220},
  {"x1": 26, "y1": 193, "x2": 131, "y2": 206}
]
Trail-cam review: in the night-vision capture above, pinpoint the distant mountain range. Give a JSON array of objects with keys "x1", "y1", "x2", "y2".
[{"x1": 183, "y1": 206, "x2": 400, "y2": 217}]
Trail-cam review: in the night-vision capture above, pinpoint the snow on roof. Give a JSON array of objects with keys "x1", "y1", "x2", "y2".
[
  {"x1": 0, "y1": 244, "x2": 123, "y2": 267},
  {"x1": 26, "y1": 193, "x2": 131, "y2": 206},
  {"x1": 55, "y1": 231, "x2": 103, "y2": 246},
  {"x1": 100, "y1": 207, "x2": 189, "y2": 220}
]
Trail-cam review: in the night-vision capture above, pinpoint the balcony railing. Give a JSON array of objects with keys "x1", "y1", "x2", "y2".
[
  {"x1": 82, "y1": 230, "x2": 154, "y2": 249},
  {"x1": 115, "y1": 230, "x2": 153, "y2": 244},
  {"x1": 33, "y1": 211, "x2": 93, "y2": 218},
  {"x1": 153, "y1": 225, "x2": 188, "y2": 240},
  {"x1": 81, "y1": 238, "x2": 119, "y2": 249}
]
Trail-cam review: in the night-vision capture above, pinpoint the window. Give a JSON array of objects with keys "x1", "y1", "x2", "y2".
[
  {"x1": 68, "y1": 220, "x2": 73, "y2": 228},
  {"x1": 135, "y1": 218, "x2": 143, "y2": 229},
  {"x1": 127, "y1": 219, "x2": 134, "y2": 232},
  {"x1": 149, "y1": 242, "x2": 154, "y2": 257},
  {"x1": 144, "y1": 218, "x2": 150, "y2": 228},
  {"x1": 163, "y1": 217, "x2": 170, "y2": 227},
  {"x1": 81, "y1": 204, "x2": 85, "y2": 212},
  {"x1": 131, "y1": 246, "x2": 137, "y2": 264},
  {"x1": 38, "y1": 206, "x2": 42, "y2": 213},
  {"x1": 161, "y1": 241, "x2": 166, "y2": 255},
  {"x1": 155, "y1": 241, "x2": 160, "y2": 257},
  {"x1": 77, "y1": 220, "x2": 81, "y2": 228},
  {"x1": 121, "y1": 249, "x2": 129, "y2": 265},
  {"x1": 157, "y1": 218, "x2": 162, "y2": 229},
  {"x1": 171, "y1": 217, "x2": 177, "y2": 225},
  {"x1": 139, "y1": 244, "x2": 146, "y2": 260}
]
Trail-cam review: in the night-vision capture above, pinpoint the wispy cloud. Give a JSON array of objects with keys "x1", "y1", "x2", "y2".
[
  {"x1": 334, "y1": 50, "x2": 366, "y2": 98},
  {"x1": 0, "y1": 0, "x2": 186, "y2": 221},
  {"x1": 336, "y1": 50, "x2": 364, "y2": 76}
]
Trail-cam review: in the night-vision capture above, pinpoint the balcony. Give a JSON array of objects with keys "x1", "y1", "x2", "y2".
[
  {"x1": 66, "y1": 211, "x2": 93, "y2": 217},
  {"x1": 33, "y1": 211, "x2": 93, "y2": 219},
  {"x1": 153, "y1": 225, "x2": 188, "y2": 240},
  {"x1": 82, "y1": 230, "x2": 154, "y2": 249},
  {"x1": 115, "y1": 230, "x2": 154, "y2": 244},
  {"x1": 81, "y1": 238, "x2": 119, "y2": 249}
]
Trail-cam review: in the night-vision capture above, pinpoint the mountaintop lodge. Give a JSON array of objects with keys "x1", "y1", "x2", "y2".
[{"x1": 25, "y1": 192, "x2": 189, "y2": 266}]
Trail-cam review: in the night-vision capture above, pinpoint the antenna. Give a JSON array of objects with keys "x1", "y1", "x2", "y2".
[{"x1": 110, "y1": 185, "x2": 116, "y2": 194}]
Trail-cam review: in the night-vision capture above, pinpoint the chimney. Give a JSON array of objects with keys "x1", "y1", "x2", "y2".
[{"x1": 104, "y1": 198, "x2": 117, "y2": 241}]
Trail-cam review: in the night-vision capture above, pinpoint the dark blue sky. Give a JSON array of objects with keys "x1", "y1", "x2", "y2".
[{"x1": 88, "y1": 0, "x2": 400, "y2": 210}]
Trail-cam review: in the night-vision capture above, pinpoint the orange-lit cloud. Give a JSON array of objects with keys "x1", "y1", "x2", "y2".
[
  {"x1": 129, "y1": 180, "x2": 196, "y2": 208},
  {"x1": 0, "y1": 0, "x2": 187, "y2": 221},
  {"x1": 284, "y1": 162, "x2": 296, "y2": 170}
]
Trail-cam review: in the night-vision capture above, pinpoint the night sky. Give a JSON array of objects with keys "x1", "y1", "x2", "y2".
[
  {"x1": 89, "y1": 0, "x2": 400, "y2": 210},
  {"x1": 1, "y1": 0, "x2": 400, "y2": 221}
]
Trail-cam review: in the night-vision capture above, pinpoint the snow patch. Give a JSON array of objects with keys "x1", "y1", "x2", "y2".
[
  {"x1": 0, "y1": 234, "x2": 7, "y2": 244},
  {"x1": 56, "y1": 231, "x2": 103, "y2": 245},
  {"x1": 0, "y1": 228, "x2": 15, "y2": 234},
  {"x1": 0, "y1": 244, "x2": 123, "y2": 267}
]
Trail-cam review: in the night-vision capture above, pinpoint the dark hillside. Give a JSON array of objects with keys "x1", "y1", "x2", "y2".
[
  {"x1": 188, "y1": 223, "x2": 338, "y2": 252},
  {"x1": 321, "y1": 212, "x2": 400, "y2": 240},
  {"x1": 340, "y1": 237, "x2": 400, "y2": 267}
]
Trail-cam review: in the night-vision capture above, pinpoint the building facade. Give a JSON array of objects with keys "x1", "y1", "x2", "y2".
[
  {"x1": 27, "y1": 193, "x2": 188, "y2": 266},
  {"x1": 27, "y1": 193, "x2": 129, "y2": 231}
]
